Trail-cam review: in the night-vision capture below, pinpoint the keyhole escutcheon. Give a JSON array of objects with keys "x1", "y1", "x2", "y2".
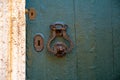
[{"x1": 34, "y1": 34, "x2": 44, "y2": 52}]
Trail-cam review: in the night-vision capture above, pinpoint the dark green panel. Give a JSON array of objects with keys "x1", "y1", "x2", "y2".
[
  {"x1": 94, "y1": 0, "x2": 113, "y2": 80},
  {"x1": 75, "y1": 0, "x2": 114, "y2": 80},
  {"x1": 26, "y1": 0, "x2": 120, "y2": 80},
  {"x1": 26, "y1": 0, "x2": 76, "y2": 80},
  {"x1": 75, "y1": 0, "x2": 97, "y2": 80},
  {"x1": 112, "y1": 0, "x2": 120, "y2": 80}
]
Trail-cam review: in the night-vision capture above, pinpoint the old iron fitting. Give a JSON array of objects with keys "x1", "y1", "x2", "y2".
[
  {"x1": 47, "y1": 23, "x2": 74, "y2": 57},
  {"x1": 25, "y1": 8, "x2": 36, "y2": 20}
]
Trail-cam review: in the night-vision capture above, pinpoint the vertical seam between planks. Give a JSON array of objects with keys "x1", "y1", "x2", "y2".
[
  {"x1": 92, "y1": 0, "x2": 97, "y2": 79},
  {"x1": 73, "y1": 0, "x2": 77, "y2": 80},
  {"x1": 93, "y1": 0, "x2": 97, "y2": 79},
  {"x1": 111, "y1": 0, "x2": 114, "y2": 78}
]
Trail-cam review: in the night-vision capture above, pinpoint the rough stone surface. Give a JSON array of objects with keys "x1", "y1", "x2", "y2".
[{"x1": 0, "y1": 0, "x2": 25, "y2": 80}]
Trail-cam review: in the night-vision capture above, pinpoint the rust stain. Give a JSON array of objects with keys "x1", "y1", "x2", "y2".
[{"x1": 7, "y1": 0, "x2": 13, "y2": 80}]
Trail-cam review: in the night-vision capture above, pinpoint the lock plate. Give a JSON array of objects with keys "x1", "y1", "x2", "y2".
[{"x1": 34, "y1": 34, "x2": 44, "y2": 52}]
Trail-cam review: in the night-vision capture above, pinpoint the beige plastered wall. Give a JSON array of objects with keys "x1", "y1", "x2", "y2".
[{"x1": 0, "y1": 0, "x2": 25, "y2": 80}]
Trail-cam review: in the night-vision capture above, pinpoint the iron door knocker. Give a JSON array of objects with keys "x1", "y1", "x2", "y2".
[{"x1": 47, "y1": 23, "x2": 74, "y2": 57}]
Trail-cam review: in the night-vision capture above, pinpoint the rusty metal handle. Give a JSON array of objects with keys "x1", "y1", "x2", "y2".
[
  {"x1": 47, "y1": 23, "x2": 74, "y2": 57},
  {"x1": 62, "y1": 30, "x2": 74, "y2": 53},
  {"x1": 47, "y1": 30, "x2": 56, "y2": 54}
]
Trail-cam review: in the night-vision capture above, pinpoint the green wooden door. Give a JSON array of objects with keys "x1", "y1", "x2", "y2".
[{"x1": 26, "y1": 0, "x2": 120, "y2": 80}]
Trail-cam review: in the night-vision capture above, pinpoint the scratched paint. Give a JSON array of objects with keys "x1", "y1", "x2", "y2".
[{"x1": 0, "y1": 0, "x2": 25, "y2": 80}]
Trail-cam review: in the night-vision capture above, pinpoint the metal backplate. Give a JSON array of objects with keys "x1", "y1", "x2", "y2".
[
  {"x1": 34, "y1": 34, "x2": 44, "y2": 52},
  {"x1": 29, "y1": 8, "x2": 36, "y2": 20}
]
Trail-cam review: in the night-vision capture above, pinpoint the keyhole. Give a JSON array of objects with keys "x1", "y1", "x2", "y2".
[
  {"x1": 38, "y1": 40, "x2": 40, "y2": 46},
  {"x1": 31, "y1": 12, "x2": 33, "y2": 16}
]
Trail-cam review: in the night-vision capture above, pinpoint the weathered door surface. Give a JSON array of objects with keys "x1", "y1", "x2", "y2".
[{"x1": 26, "y1": 0, "x2": 120, "y2": 80}]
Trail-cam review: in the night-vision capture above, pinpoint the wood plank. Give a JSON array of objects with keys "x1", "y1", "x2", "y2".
[
  {"x1": 112, "y1": 0, "x2": 120, "y2": 79},
  {"x1": 75, "y1": 0, "x2": 113, "y2": 80},
  {"x1": 75, "y1": 0, "x2": 97, "y2": 80},
  {"x1": 94, "y1": 0, "x2": 113, "y2": 80},
  {"x1": 26, "y1": 0, "x2": 77, "y2": 80}
]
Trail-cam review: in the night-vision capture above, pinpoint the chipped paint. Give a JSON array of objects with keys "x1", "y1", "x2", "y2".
[{"x1": 0, "y1": 0, "x2": 25, "y2": 80}]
